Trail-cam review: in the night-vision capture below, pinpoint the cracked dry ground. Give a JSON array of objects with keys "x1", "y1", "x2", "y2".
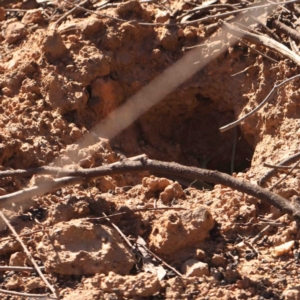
[{"x1": 0, "y1": 0, "x2": 300, "y2": 299}]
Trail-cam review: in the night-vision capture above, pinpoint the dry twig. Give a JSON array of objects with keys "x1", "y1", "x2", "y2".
[
  {"x1": 269, "y1": 159, "x2": 300, "y2": 190},
  {"x1": 289, "y1": 37, "x2": 300, "y2": 56},
  {"x1": 259, "y1": 151, "x2": 300, "y2": 186},
  {"x1": 137, "y1": 240, "x2": 183, "y2": 277},
  {"x1": 0, "y1": 212, "x2": 58, "y2": 299},
  {"x1": 0, "y1": 288, "x2": 54, "y2": 298},
  {"x1": 269, "y1": 0, "x2": 292, "y2": 13},
  {"x1": 250, "y1": 14, "x2": 281, "y2": 42},
  {"x1": 231, "y1": 65, "x2": 257, "y2": 77},
  {"x1": 238, "y1": 39, "x2": 279, "y2": 63},
  {"x1": 102, "y1": 212, "x2": 134, "y2": 250},
  {"x1": 219, "y1": 73, "x2": 300, "y2": 132},
  {"x1": 0, "y1": 266, "x2": 44, "y2": 272},
  {"x1": 55, "y1": 0, "x2": 89, "y2": 28},
  {"x1": 272, "y1": 19, "x2": 300, "y2": 42},
  {"x1": 1, "y1": 157, "x2": 300, "y2": 219},
  {"x1": 85, "y1": 206, "x2": 187, "y2": 221},
  {"x1": 250, "y1": 216, "x2": 286, "y2": 244},
  {"x1": 263, "y1": 162, "x2": 300, "y2": 170},
  {"x1": 56, "y1": 0, "x2": 300, "y2": 27},
  {"x1": 251, "y1": 224, "x2": 273, "y2": 244},
  {"x1": 0, "y1": 228, "x2": 43, "y2": 243},
  {"x1": 178, "y1": 3, "x2": 236, "y2": 23},
  {"x1": 0, "y1": 176, "x2": 83, "y2": 208},
  {"x1": 220, "y1": 20, "x2": 300, "y2": 65}
]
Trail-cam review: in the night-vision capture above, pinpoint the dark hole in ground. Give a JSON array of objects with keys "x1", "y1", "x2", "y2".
[
  {"x1": 63, "y1": 110, "x2": 77, "y2": 124},
  {"x1": 111, "y1": 90, "x2": 254, "y2": 186}
]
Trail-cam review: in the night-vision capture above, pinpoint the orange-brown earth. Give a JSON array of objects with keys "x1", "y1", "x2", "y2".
[{"x1": 0, "y1": 0, "x2": 300, "y2": 299}]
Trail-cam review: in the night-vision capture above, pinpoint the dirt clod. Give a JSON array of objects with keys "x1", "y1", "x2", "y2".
[
  {"x1": 159, "y1": 181, "x2": 184, "y2": 204},
  {"x1": 98, "y1": 272, "x2": 161, "y2": 297},
  {"x1": 181, "y1": 259, "x2": 210, "y2": 277},
  {"x1": 42, "y1": 30, "x2": 68, "y2": 61},
  {"x1": 25, "y1": 277, "x2": 45, "y2": 291},
  {"x1": 9, "y1": 252, "x2": 28, "y2": 266},
  {"x1": 5, "y1": 274, "x2": 24, "y2": 290},
  {"x1": 37, "y1": 219, "x2": 136, "y2": 275},
  {"x1": 149, "y1": 206, "x2": 214, "y2": 255},
  {"x1": 5, "y1": 22, "x2": 28, "y2": 44},
  {"x1": 22, "y1": 9, "x2": 44, "y2": 25}
]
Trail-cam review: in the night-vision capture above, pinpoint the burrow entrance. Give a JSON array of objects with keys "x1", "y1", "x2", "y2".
[{"x1": 110, "y1": 88, "x2": 254, "y2": 181}]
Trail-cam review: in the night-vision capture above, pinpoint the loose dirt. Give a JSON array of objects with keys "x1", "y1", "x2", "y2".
[{"x1": 0, "y1": 0, "x2": 300, "y2": 299}]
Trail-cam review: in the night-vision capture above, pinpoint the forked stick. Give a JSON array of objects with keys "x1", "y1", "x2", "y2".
[{"x1": 0, "y1": 157, "x2": 299, "y2": 219}]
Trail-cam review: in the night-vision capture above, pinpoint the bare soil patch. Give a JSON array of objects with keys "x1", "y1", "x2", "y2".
[{"x1": 0, "y1": 0, "x2": 300, "y2": 299}]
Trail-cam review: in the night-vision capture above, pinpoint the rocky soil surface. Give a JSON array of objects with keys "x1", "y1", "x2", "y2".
[{"x1": 0, "y1": 0, "x2": 300, "y2": 299}]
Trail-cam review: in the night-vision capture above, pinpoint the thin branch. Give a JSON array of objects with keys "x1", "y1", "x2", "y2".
[
  {"x1": 263, "y1": 162, "x2": 300, "y2": 170},
  {"x1": 56, "y1": 0, "x2": 300, "y2": 27},
  {"x1": 219, "y1": 73, "x2": 300, "y2": 132},
  {"x1": 178, "y1": 0, "x2": 300, "y2": 26},
  {"x1": 243, "y1": 238, "x2": 259, "y2": 256},
  {"x1": 137, "y1": 241, "x2": 183, "y2": 276},
  {"x1": 289, "y1": 37, "x2": 300, "y2": 56},
  {"x1": 4, "y1": 8, "x2": 30, "y2": 12},
  {"x1": 0, "y1": 266, "x2": 44, "y2": 272},
  {"x1": 219, "y1": 20, "x2": 300, "y2": 65},
  {"x1": 0, "y1": 166, "x2": 75, "y2": 178},
  {"x1": 85, "y1": 206, "x2": 188, "y2": 221},
  {"x1": 231, "y1": 65, "x2": 257, "y2": 77},
  {"x1": 251, "y1": 224, "x2": 272, "y2": 244},
  {"x1": 258, "y1": 216, "x2": 285, "y2": 226},
  {"x1": 0, "y1": 176, "x2": 83, "y2": 207},
  {"x1": 236, "y1": 218, "x2": 284, "y2": 227},
  {"x1": 102, "y1": 212, "x2": 134, "y2": 250},
  {"x1": 272, "y1": 19, "x2": 300, "y2": 42},
  {"x1": 1, "y1": 157, "x2": 300, "y2": 219},
  {"x1": 250, "y1": 14, "x2": 281, "y2": 42},
  {"x1": 177, "y1": 3, "x2": 236, "y2": 23},
  {"x1": 0, "y1": 212, "x2": 58, "y2": 299},
  {"x1": 0, "y1": 155, "x2": 147, "y2": 178},
  {"x1": 269, "y1": 159, "x2": 300, "y2": 190},
  {"x1": 259, "y1": 151, "x2": 300, "y2": 186},
  {"x1": 268, "y1": 0, "x2": 292, "y2": 13},
  {"x1": 183, "y1": 41, "x2": 222, "y2": 51},
  {"x1": 0, "y1": 229, "x2": 43, "y2": 243},
  {"x1": 238, "y1": 39, "x2": 279, "y2": 63},
  {"x1": 55, "y1": 0, "x2": 89, "y2": 28},
  {"x1": 234, "y1": 21, "x2": 266, "y2": 37},
  {"x1": 60, "y1": 0, "x2": 128, "y2": 23},
  {"x1": 0, "y1": 288, "x2": 53, "y2": 298},
  {"x1": 250, "y1": 216, "x2": 284, "y2": 244}
]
